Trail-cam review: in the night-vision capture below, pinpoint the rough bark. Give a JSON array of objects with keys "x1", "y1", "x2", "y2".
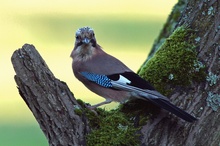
[
  {"x1": 140, "y1": 0, "x2": 220, "y2": 145},
  {"x1": 11, "y1": 44, "x2": 89, "y2": 146}
]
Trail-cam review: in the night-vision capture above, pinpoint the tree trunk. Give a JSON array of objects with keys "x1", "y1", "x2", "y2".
[
  {"x1": 11, "y1": 0, "x2": 220, "y2": 145},
  {"x1": 11, "y1": 44, "x2": 89, "y2": 146},
  {"x1": 140, "y1": 0, "x2": 220, "y2": 145}
]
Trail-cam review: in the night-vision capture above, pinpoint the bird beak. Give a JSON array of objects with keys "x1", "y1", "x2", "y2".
[{"x1": 82, "y1": 38, "x2": 90, "y2": 44}]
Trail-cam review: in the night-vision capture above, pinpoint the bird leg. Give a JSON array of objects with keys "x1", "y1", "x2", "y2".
[{"x1": 87, "y1": 98, "x2": 113, "y2": 110}]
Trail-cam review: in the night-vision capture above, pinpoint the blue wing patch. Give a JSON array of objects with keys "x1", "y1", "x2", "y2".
[{"x1": 81, "y1": 72, "x2": 113, "y2": 88}]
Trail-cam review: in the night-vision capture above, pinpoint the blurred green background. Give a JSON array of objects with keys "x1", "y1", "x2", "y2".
[{"x1": 0, "y1": 0, "x2": 176, "y2": 145}]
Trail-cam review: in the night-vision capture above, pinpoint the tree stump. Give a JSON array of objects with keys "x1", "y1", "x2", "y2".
[{"x1": 11, "y1": 44, "x2": 89, "y2": 146}]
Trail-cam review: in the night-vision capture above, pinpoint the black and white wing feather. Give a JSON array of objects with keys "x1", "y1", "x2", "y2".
[{"x1": 81, "y1": 71, "x2": 197, "y2": 122}]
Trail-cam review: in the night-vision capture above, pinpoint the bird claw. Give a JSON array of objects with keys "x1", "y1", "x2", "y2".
[
  {"x1": 86, "y1": 104, "x2": 96, "y2": 110},
  {"x1": 85, "y1": 104, "x2": 98, "y2": 115}
]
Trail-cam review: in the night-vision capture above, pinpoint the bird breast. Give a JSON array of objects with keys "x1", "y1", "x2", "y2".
[{"x1": 71, "y1": 45, "x2": 96, "y2": 62}]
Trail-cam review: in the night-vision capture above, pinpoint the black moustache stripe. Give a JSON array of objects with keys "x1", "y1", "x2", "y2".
[
  {"x1": 76, "y1": 42, "x2": 83, "y2": 47},
  {"x1": 91, "y1": 39, "x2": 96, "y2": 47}
]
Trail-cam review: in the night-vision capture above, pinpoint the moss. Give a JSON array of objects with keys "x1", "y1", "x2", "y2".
[
  {"x1": 86, "y1": 108, "x2": 140, "y2": 146},
  {"x1": 75, "y1": 99, "x2": 102, "y2": 128},
  {"x1": 73, "y1": 99, "x2": 85, "y2": 116},
  {"x1": 74, "y1": 108, "x2": 83, "y2": 116},
  {"x1": 84, "y1": 98, "x2": 167, "y2": 146},
  {"x1": 139, "y1": 26, "x2": 206, "y2": 96},
  {"x1": 76, "y1": 99, "x2": 86, "y2": 107},
  {"x1": 74, "y1": 99, "x2": 141, "y2": 145},
  {"x1": 143, "y1": 0, "x2": 187, "y2": 63}
]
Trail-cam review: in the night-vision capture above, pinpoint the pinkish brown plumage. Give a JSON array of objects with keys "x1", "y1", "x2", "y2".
[{"x1": 70, "y1": 26, "x2": 197, "y2": 122}]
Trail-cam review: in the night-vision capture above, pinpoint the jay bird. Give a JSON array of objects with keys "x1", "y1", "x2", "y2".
[{"x1": 71, "y1": 26, "x2": 197, "y2": 122}]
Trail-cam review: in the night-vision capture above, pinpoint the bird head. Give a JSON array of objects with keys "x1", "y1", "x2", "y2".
[
  {"x1": 75, "y1": 26, "x2": 97, "y2": 48},
  {"x1": 71, "y1": 26, "x2": 98, "y2": 61}
]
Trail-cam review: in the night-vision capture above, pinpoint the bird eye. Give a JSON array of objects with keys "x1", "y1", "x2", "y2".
[{"x1": 76, "y1": 35, "x2": 80, "y2": 40}]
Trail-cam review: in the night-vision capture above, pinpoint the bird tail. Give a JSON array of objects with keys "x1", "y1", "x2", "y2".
[
  {"x1": 144, "y1": 96, "x2": 197, "y2": 122},
  {"x1": 111, "y1": 82, "x2": 197, "y2": 122}
]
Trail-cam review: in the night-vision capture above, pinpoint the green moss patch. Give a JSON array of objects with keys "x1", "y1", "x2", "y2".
[
  {"x1": 139, "y1": 26, "x2": 206, "y2": 95},
  {"x1": 86, "y1": 109, "x2": 140, "y2": 146},
  {"x1": 75, "y1": 100, "x2": 141, "y2": 146}
]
